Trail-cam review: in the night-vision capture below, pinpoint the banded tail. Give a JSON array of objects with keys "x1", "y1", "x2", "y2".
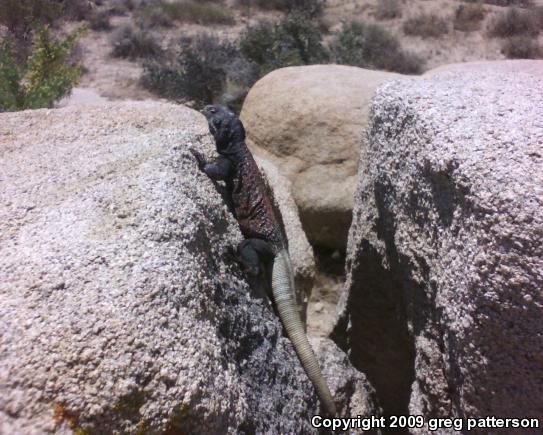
[{"x1": 271, "y1": 249, "x2": 337, "y2": 416}]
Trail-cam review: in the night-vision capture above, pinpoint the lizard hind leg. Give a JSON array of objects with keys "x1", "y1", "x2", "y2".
[{"x1": 236, "y1": 239, "x2": 275, "y2": 306}]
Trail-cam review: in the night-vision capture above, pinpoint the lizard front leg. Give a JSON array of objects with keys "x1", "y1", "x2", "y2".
[
  {"x1": 189, "y1": 148, "x2": 236, "y2": 215},
  {"x1": 189, "y1": 148, "x2": 232, "y2": 181}
]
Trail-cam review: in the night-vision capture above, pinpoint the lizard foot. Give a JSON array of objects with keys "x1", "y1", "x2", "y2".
[
  {"x1": 222, "y1": 245, "x2": 239, "y2": 263},
  {"x1": 188, "y1": 148, "x2": 206, "y2": 171},
  {"x1": 222, "y1": 245, "x2": 260, "y2": 278},
  {"x1": 243, "y1": 265, "x2": 259, "y2": 278}
]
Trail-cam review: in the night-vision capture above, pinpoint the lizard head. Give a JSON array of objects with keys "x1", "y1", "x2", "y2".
[{"x1": 201, "y1": 105, "x2": 245, "y2": 153}]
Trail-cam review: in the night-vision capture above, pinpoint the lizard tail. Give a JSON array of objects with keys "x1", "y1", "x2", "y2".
[{"x1": 271, "y1": 249, "x2": 337, "y2": 416}]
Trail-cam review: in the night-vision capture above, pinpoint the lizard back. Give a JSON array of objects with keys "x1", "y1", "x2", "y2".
[{"x1": 231, "y1": 148, "x2": 284, "y2": 251}]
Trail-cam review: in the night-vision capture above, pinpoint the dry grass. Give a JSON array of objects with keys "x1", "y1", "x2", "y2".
[{"x1": 403, "y1": 13, "x2": 449, "y2": 38}]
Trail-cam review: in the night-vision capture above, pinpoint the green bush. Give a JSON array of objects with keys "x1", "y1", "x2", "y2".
[
  {"x1": 0, "y1": 26, "x2": 84, "y2": 112},
  {"x1": 239, "y1": 11, "x2": 328, "y2": 74},
  {"x1": 403, "y1": 13, "x2": 449, "y2": 38},
  {"x1": 157, "y1": 0, "x2": 235, "y2": 25},
  {"x1": 0, "y1": 40, "x2": 23, "y2": 111},
  {"x1": 239, "y1": 21, "x2": 277, "y2": 67},
  {"x1": 375, "y1": 0, "x2": 402, "y2": 20},
  {"x1": 454, "y1": 2, "x2": 486, "y2": 31},
  {"x1": 332, "y1": 21, "x2": 424, "y2": 74},
  {"x1": 110, "y1": 24, "x2": 162, "y2": 60},
  {"x1": 141, "y1": 33, "x2": 258, "y2": 111},
  {"x1": 501, "y1": 35, "x2": 542, "y2": 58},
  {"x1": 488, "y1": 7, "x2": 539, "y2": 37}
]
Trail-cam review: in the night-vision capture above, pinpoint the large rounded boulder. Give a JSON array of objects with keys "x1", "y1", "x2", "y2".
[{"x1": 240, "y1": 65, "x2": 400, "y2": 250}]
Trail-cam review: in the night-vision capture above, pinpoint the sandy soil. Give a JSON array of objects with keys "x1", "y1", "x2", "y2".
[
  {"x1": 306, "y1": 248, "x2": 346, "y2": 337},
  {"x1": 307, "y1": 270, "x2": 343, "y2": 337},
  {"x1": 76, "y1": 16, "x2": 156, "y2": 100}
]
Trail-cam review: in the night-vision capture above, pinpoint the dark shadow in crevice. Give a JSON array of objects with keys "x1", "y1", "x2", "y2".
[{"x1": 332, "y1": 178, "x2": 418, "y2": 434}]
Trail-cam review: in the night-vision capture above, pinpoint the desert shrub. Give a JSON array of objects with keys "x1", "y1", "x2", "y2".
[
  {"x1": 375, "y1": 0, "x2": 402, "y2": 20},
  {"x1": 0, "y1": 0, "x2": 61, "y2": 41},
  {"x1": 106, "y1": 0, "x2": 155, "y2": 15},
  {"x1": 239, "y1": 21, "x2": 276, "y2": 66},
  {"x1": 278, "y1": 11, "x2": 328, "y2": 62},
  {"x1": 238, "y1": 0, "x2": 325, "y2": 17},
  {"x1": 536, "y1": 7, "x2": 543, "y2": 28},
  {"x1": 110, "y1": 24, "x2": 162, "y2": 59},
  {"x1": 488, "y1": 7, "x2": 539, "y2": 37},
  {"x1": 0, "y1": 0, "x2": 94, "y2": 56},
  {"x1": 479, "y1": 0, "x2": 532, "y2": 7},
  {"x1": 0, "y1": 26, "x2": 84, "y2": 111},
  {"x1": 454, "y1": 2, "x2": 486, "y2": 31},
  {"x1": 107, "y1": 0, "x2": 139, "y2": 15},
  {"x1": 501, "y1": 35, "x2": 542, "y2": 58},
  {"x1": 403, "y1": 13, "x2": 449, "y2": 38},
  {"x1": 157, "y1": 0, "x2": 235, "y2": 25},
  {"x1": 141, "y1": 33, "x2": 258, "y2": 110},
  {"x1": 62, "y1": 0, "x2": 94, "y2": 21},
  {"x1": 239, "y1": 11, "x2": 328, "y2": 74},
  {"x1": 0, "y1": 40, "x2": 24, "y2": 111},
  {"x1": 89, "y1": 10, "x2": 112, "y2": 31},
  {"x1": 136, "y1": 6, "x2": 174, "y2": 28},
  {"x1": 332, "y1": 21, "x2": 424, "y2": 74}
]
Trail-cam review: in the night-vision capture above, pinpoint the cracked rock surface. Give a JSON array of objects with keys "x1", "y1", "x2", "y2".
[{"x1": 334, "y1": 60, "x2": 543, "y2": 429}]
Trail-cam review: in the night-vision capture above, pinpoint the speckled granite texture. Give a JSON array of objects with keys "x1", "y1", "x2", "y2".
[
  {"x1": 0, "y1": 102, "x2": 324, "y2": 434},
  {"x1": 334, "y1": 60, "x2": 543, "y2": 430}
]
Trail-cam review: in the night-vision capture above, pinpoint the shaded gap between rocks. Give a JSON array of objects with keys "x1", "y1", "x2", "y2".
[
  {"x1": 332, "y1": 179, "x2": 418, "y2": 434},
  {"x1": 307, "y1": 246, "x2": 347, "y2": 338}
]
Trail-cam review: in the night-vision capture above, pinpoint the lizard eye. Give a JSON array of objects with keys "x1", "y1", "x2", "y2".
[{"x1": 209, "y1": 107, "x2": 217, "y2": 114}]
